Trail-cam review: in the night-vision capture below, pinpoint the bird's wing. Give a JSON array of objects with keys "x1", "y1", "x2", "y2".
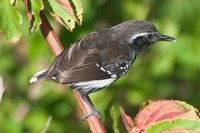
[{"x1": 45, "y1": 30, "x2": 136, "y2": 83}]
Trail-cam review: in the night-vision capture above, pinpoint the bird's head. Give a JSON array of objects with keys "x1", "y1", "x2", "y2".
[{"x1": 111, "y1": 20, "x2": 176, "y2": 54}]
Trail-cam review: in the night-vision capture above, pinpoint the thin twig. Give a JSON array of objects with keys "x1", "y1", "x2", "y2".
[
  {"x1": 0, "y1": 76, "x2": 5, "y2": 103},
  {"x1": 39, "y1": 12, "x2": 105, "y2": 133},
  {"x1": 42, "y1": 116, "x2": 53, "y2": 133}
]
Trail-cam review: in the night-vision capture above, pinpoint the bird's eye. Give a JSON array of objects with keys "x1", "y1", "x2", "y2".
[{"x1": 147, "y1": 34, "x2": 153, "y2": 39}]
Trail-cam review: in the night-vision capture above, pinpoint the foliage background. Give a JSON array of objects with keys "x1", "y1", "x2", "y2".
[{"x1": 0, "y1": 0, "x2": 200, "y2": 132}]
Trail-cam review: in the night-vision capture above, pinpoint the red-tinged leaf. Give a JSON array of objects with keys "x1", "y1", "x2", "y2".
[
  {"x1": 135, "y1": 100, "x2": 187, "y2": 130},
  {"x1": 55, "y1": 0, "x2": 79, "y2": 24},
  {"x1": 120, "y1": 106, "x2": 134, "y2": 132},
  {"x1": 133, "y1": 100, "x2": 200, "y2": 132}
]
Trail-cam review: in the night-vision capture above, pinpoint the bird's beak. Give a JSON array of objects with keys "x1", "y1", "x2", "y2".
[{"x1": 159, "y1": 34, "x2": 176, "y2": 43}]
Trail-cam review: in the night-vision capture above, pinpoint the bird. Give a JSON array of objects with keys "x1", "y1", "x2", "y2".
[{"x1": 29, "y1": 20, "x2": 176, "y2": 120}]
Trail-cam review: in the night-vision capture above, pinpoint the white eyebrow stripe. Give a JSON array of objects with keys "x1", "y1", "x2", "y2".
[
  {"x1": 130, "y1": 32, "x2": 159, "y2": 42},
  {"x1": 130, "y1": 32, "x2": 148, "y2": 40}
]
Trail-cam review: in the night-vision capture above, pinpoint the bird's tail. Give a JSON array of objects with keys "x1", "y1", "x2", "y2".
[{"x1": 29, "y1": 69, "x2": 48, "y2": 83}]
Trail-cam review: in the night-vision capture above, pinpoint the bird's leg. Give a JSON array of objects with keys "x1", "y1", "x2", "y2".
[{"x1": 79, "y1": 93, "x2": 101, "y2": 121}]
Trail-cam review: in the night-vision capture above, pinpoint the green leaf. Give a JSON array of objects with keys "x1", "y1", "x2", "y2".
[
  {"x1": 110, "y1": 105, "x2": 120, "y2": 133},
  {"x1": 145, "y1": 119, "x2": 200, "y2": 133},
  {"x1": 29, "y1": 0, "x2": 44, "y2": 33},
  {"x1": 176, "y1": 100, "x2": 195, "y2": 110},
  {"x1": 0, "y1": 0, "x2": 22, "y2": 43},
  {"x1": 71, "y1": 0, "x2": 83, "y2": 25},
  {"x1": 47, "y1": 0, "x2": 77, "y2": 31}
]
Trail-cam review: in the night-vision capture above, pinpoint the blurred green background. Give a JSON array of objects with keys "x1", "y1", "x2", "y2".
[{"x1": 1, "y1": 0, "x2": 200, "y2": 132}]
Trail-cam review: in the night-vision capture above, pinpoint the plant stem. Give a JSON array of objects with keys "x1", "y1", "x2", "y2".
[{"x1": 39, "y1": 12, "x2": 105, "y2": 133}]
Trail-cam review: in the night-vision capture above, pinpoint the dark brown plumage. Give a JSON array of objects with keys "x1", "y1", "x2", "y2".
[
  {"x1": 46, "y1": 29, "x2": 133, "y2": 83},
  {"x1": 30, "y1": 20, "x2": 176, "y2": 120}
]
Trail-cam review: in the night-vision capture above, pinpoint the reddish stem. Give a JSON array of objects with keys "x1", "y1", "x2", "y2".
[{"x1": 39, "y1": 12, "x2": 105, "y2": 132}]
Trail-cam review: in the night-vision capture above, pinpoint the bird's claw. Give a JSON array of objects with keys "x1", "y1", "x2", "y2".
[{"x1": 82, "y1": 110, "x2": 101, "y2": 121}]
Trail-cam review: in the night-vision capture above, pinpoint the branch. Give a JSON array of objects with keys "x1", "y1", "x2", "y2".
[{"x1": 39, "y1": 12, "x2": 105, "y2": 133}]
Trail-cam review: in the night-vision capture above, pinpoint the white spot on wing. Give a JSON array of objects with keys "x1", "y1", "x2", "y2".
[
  {"x1": 100, "y1": 67, "x2": 106, "y2": 72},
  {"x1": 111, "y1": 75, "x2": 117, "y2": 78},
  {"x1": 96, "y1": 63, "x2": 100, "y2": 67},
  {"x1": 107, "y1": 71, "x2": 112, "y2": 74}
]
